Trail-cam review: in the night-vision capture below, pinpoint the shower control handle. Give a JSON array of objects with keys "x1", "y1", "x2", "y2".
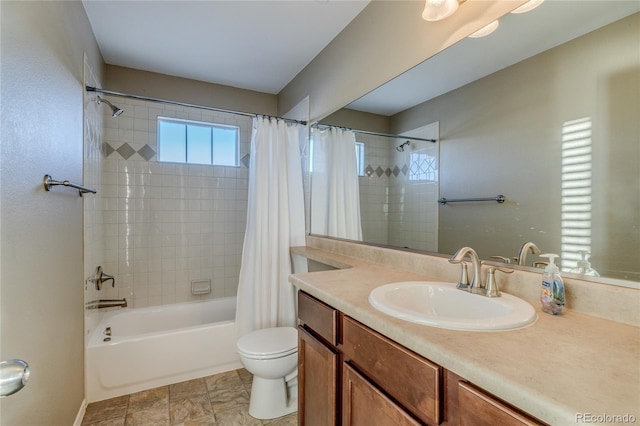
[{"x1": 92, "y1": 266, "x2": 115, "y2": 290}]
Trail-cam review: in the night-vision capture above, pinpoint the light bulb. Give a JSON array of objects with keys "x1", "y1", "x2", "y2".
[
  {"x1": 468, "y1": 20, "x2": 499, "y2": 38},
  {"x1": 511, "y1": 0, "x2": 544, "y2": 14},
  {"x1": 422, "y1": 0, "x2": 459, "y2": 22}
]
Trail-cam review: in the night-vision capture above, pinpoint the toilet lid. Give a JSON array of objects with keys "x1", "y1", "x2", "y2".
[{"x1": 237, "y1": 327, "x2": 298, "y2": 359}]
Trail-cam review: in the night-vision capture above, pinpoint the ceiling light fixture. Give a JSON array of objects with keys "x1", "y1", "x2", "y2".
[
  {"x1": 468, "y1": 20, "x2": 500, "y2": 38},
  {"x1": 511, "y1": 0, "x2": 544, "y2": 14},
  {"x1": 422, "y1": 0, "x2": 459, "y2": 22}
]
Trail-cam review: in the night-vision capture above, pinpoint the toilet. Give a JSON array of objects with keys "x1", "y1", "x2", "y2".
[{"x1": 236, "y1": 326, "x2": 298, "y2": 419}]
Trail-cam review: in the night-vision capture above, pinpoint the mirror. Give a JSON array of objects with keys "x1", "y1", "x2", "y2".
[{"x1": 311, "y1": 2, "x2": 639, "y2": 287}]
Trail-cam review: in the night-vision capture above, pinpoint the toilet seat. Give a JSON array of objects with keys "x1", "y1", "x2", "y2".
[{"x1": 236, "y1": 327, "x2": 297, "y2": 360}]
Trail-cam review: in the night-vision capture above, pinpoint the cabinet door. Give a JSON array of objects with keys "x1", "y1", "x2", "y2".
[
  {"x1": 342, "y1": 363, "x2": 422, "y2": 426},
  {"x1": 342, "y1": 316, "x2": 441, "y2": 425},
  {"x1": 458, "y1": 381, "x2": 545, "y2": 426},
  {"x1": 299, "y1": 325, "x2": 339, "y2": 426}
]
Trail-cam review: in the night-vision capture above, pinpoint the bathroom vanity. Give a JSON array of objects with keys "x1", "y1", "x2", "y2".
[
  {"x1": 298, "y1": 290, "x2": 543, "y2": 426},
  {"x1": 290, "y1": 242, "x2": 640, "y2": 426}
]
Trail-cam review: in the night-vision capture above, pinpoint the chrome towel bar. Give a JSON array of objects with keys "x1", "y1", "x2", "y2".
[
  {"x1": 438, "y1": 195, "x2": 505, "y2": 205},
  {"x1": 43, "y1": 174, "x2": 96, "y2": 196}
]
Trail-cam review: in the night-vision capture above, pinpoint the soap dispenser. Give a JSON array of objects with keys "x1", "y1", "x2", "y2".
[
  {"x1": 539, "y1": 254, "x2": 565, "y2": 315},
  {"x1": 569, "y1": 251, "x2": 600, "y2": 277}
]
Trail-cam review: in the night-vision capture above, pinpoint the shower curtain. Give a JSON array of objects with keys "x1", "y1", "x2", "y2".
[
  {"x1": 235, "y1": 117, "x2": 306, "y2": 337},
  {"x1": 311, "y1": 127, "x2": 363, "y2": 240}
]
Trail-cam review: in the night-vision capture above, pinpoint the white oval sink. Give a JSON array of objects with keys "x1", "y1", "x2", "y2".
[{"x1": 369, "y1": 281, "x2": 537, "y2": 331}]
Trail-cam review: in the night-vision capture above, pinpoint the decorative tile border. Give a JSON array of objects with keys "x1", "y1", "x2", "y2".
[{"x1": 363, "y1": 162, "x2": 436, "y2": 179}]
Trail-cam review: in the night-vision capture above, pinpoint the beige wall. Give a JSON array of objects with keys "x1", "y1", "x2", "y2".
[
  {"x1": 278, "y1": 0, "x2": 526, "y2": 122},
  {"x1": 1, "y1": 1, "x2": 104, "y2": 424},
  {"x1": 105, "y1": 65, "x2": 278, "y2": 116},
  {"x1": 391, "y1": 14, "x2": 639, "y2": 280},
  {"x1": 321, "y1": 108, "x2": 391, "y2": 134}
]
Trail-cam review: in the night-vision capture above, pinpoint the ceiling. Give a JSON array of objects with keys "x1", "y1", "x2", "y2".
[
  {"x1": 83, "y1": 1, "x2": 638, "y2": 115},
  {"x1": 82, "y1": 0, "x2": 369, "y2": 94}
]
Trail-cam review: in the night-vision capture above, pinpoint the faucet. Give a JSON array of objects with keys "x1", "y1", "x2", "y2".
[
  {"x1": 89, "y1": 266, "x2": 115, "y2": 291},
  {"x1": 449, "y1": 247, "x2": 483, "y2": 293},
  {"x1": 85, "y1": 298, "x2": 127, "y2": 310},
  {"x1": 516, "y1": 242, "x2": 541, "y2": 266}
]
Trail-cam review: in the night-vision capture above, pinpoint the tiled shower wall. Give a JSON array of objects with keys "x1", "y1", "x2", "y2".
[
  {"x1": 357, "y1": 133, "x2": 390, "y2": 245},
  {"x1": 97, "y1": 96, "x2": 251, "y2": 308},
  {"x1": 356, "y1": 133, "x2": 439, "y2": 252},
  {"x1": 388, "y1": 139, "x2": 439, "y2": 252}
]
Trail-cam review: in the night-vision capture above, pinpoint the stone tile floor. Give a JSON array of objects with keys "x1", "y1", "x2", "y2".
[{"x1": 81, "y1": 368, "x2": 297, "y2": 426}]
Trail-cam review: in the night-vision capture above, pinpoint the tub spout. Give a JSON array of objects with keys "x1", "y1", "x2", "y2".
[{"x1": 86, "y1": 298, "x2": 127, "y2": 310}]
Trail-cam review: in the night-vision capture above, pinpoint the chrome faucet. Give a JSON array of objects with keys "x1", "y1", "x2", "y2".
[
  {"x1": 484, "y1": 267, "x2": 514, "y2": 297},
  {"x1": 449, "y1": 247, "x2": 483, "y2": 293},
  {"x1": 85, "y1": 298, "x2": 127, "y2": 310},
  {"x1": 516, "y1": 242, "x2": 541, "y2": 266}
]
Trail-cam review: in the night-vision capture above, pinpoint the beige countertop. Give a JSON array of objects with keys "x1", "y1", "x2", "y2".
[{"x1": 289, "y1": 246, "x2": 640, "y2": 426}]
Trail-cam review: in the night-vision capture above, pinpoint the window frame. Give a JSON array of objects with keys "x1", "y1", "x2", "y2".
[{"x1": 156, "y1": 116, "x2": 240, "y2": 167}]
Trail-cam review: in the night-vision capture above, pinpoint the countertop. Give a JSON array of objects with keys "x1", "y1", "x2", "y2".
[{"x1": 289, "y1": 246, "x2": 640, "y2": 426}]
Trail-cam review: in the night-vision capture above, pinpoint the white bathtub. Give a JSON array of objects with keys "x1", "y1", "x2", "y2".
[{"x1": 86, "y1": 297, "x2": 242, "y2": 402}]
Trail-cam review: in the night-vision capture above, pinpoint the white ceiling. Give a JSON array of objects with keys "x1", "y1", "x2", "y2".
[
  {"x1": 83, "y1": 1, "x2": 638, "y2": 114},
  {"x1": 82, "y1": 0, "x2": 369, "y2": 94}
]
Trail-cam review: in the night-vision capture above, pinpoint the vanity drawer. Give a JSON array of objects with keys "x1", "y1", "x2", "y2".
[
  {"x1": 298, "y1": 291, "x2": 339, "y2": 346},
  {"x1": 341, "y1": 316, "x2": 441, "y2": 425}
]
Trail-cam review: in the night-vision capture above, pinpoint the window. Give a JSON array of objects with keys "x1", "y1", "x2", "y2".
[
  {"x1": 409, "y1": 151, "x2": 438, "y2": 182},
  {"x1": 157, "y1": 117, "x2": 239, "y2": 166},
  {"x1": 355, "y1": 142, "x2": 365, "y2": 176}
]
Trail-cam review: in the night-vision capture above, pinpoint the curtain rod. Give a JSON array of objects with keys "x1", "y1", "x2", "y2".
[
  {"x1": 85, "y1": 86, "x2": 308, "y2": 126},
  {"x1": 311, "y1": 123, "x2": 436, "y2": 143}
]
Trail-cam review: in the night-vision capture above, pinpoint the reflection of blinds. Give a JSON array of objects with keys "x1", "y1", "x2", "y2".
[{"x1": 561, "y1": 117, "x2": 593, "y2": 271}]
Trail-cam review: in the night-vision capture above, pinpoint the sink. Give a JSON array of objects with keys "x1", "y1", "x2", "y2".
[{"x1": 369, "y1": 281, "x2": 537, "y2": 331}]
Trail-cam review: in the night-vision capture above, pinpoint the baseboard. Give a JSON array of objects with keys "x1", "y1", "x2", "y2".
[{"x1": 73, "y1": 399, "x2": 88, "y2": 426}]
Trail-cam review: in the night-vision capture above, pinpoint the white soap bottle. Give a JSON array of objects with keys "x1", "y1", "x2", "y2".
[
  {"x1": 569, "y1": 251, "x2": 600, "y2": 277},
  {"x1": 539, "y1": 253, "x2": 565, "y2": 315}
]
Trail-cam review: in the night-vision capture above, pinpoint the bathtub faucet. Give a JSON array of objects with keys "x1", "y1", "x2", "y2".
[{"x1": 86, "y1": 298, "x2": 127, "y2": 310}]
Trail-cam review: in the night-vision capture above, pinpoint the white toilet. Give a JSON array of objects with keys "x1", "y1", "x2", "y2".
[{"x1": 236, "y1": 326, "x2": 298, "y2": 419}]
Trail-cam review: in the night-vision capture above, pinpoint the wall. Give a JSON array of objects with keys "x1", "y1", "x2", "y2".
[
  {"x1": 391, "y1": 13, "x2": 640, "y2": 280},
  {"x1": 105, "y1": 65, "x2": 278, "y2": 116},
  {"x1": 0, "y1": 1, "x2": 104, "y2": 424},
  {"x1": 84, "y1": 56, "x2": 107, "y2": 338},
  {"x1": 97, "y1": 96, "x2": 250, "y2": 309},
  {"x1": 387, "y1": 123, "x2": 439, "y2": 252},
  {"x1": 278, "y1": 0, "x2": 526, "y2": 121},
  {"x1": 356, "y1": 133, "x2": 390, "y2": 245}
]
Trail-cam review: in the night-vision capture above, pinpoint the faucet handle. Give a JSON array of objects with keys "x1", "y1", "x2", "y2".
[
  {"x1": 490, "y1": 256, "x2": 511, "y2": 264},
  {"x1": 455, "y1": 262, "x2": 470, "y2": 290},
  {"x1": 485, "y1": 267, "x2": 514, "y2": 297}
]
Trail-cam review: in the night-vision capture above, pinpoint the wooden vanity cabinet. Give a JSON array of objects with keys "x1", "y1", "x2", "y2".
[
  {"x1": 298, "y1": 291, "x2": 340, "y2": 426},
  {"x1": 297, "y1": 291, "x2": 546, "y2": 426}
]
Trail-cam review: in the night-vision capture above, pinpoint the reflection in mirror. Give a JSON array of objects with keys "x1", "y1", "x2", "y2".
[{"x1": 312, "y1": 3, "x2": 639, "y2": 287}]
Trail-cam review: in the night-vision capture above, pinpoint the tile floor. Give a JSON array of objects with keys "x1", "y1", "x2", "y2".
[{"x1": 81, "y1": 368, "x2": 297, "y2": 426}]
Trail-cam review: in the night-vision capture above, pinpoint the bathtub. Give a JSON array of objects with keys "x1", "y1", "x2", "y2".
[{"x1": 86, "y1": 297, "x2": 242, "y2": 402}]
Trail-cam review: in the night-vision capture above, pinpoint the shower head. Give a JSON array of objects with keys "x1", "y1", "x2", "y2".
[
  {"x1": 396, "y1": 141, "x2": 410, "y2": 152},
  {"x1": 96, "y1": 96, "x2": 124, "y2": 117}
]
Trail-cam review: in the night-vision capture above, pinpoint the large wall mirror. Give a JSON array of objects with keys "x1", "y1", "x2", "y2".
[{"x1": 310, "y1": 1, "x2": 639, "y2": 288}]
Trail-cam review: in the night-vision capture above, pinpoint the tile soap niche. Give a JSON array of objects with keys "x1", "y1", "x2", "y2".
[{"x1": 191, "y1": 280, "x2": 211, "y2": 295}]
